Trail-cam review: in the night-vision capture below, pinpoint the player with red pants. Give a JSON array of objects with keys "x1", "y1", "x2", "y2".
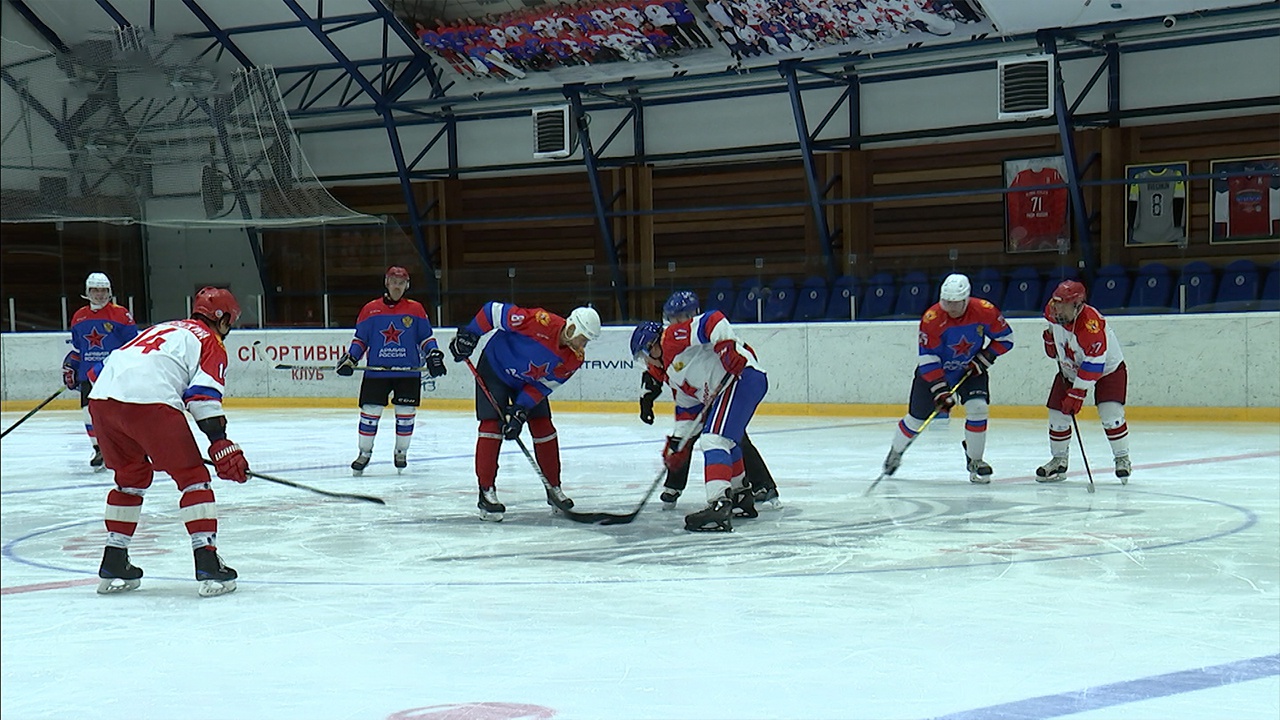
[
  {"x1": 449, "y1": 302, "x2": 601, "y2": 521},
  {"x1": 882, "y1": 273, "x2": 1014, "y2": 483},
  {"x1": 655, "y1": 293, "x2": 768, "y2": 532},
  {"x1": 87, "y1": 287, "x2": 249, "y2": 597},
  {"x1": 61, "y1": 272, "x2": 137, "y2": 469},
  {"x1": 1038, "y1": 280, "x2": 1132, "y2": 483}
]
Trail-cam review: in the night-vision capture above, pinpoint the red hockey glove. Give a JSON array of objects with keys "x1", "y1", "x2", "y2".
[
  {"x1": 209, "y1": 439, "x2": 249, "y2": 483},
  {"x1": 714, "y1": 340, "x2": 748, "y2": 376},
  {"x1": 62, "y1": 362, "x2": 78, "y2": 390},
  {"x1": 931, "y1": 380, "x2": 956, "y2": 411},
  {"x1": 1042, "y1": 328, "x2": 1057, "y2": 358},
  {"x1": 1061, "y1": 387, "x2": 1087, "y2": 416},
  {"x1": 663, "y1": 436, "x2": 691, "y2": 472},
  {"x1": 967, "y1": 348, "x2": 997, "y2": 376}
]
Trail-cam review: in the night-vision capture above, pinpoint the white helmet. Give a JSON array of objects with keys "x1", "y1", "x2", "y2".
[
  {"x1": 85, "y1": 272, "x2": 112, "y2": 294},
  {"x1": 565, "y1": 306, "x2": 602, "y2": 341},
  {"x1": 939, "y1": 273, "x2": 971, "y2": 302}
]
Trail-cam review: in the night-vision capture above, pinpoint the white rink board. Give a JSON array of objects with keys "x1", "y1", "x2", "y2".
[{"x1": 1, "y1": 313, "x2": 1277, "y2": 408}]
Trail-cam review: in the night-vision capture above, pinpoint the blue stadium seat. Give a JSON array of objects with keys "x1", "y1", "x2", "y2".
[
  {"x1": 1001, "y1": 266, "x2": 1042, "y2": 316},
  {"x1": 1089, "y1": 264, "x2": 1131, "y2": 312},
  {"x1": 972, "y1": 268, "x2": 1003, "y2": 303},
  {"x1": 731, "y1": 278, "x2": 764, "y2": 323},
  {"x1": 704, "y1": 278, "x2": 735, "y2": 317},
  {"x1": 860, "y1": 271, "x2": 897, "y2": 319},
  {"x1": 761, "y1": 277, "x2": 796, "y2": 322},
  {"x1": 1127, "y1": 262, "x2": 1174, "y2": 312},
  {"x1": 1215, "y1": 259, "x2": 1260, "y2": 311},
  {"x1": 893, "y1": 271, "x2": 930, "y2": 318},
  {"x1": 1040, "y1": 266, "x2": 1075, "y2": 309},
  {"x1": 1178, "y1": 261, "x2": 1216, "y2": 312},
  {"x1": 823, "y1": 275, "x2": 856, "y2": 320},
  {"x1": 1259, "y1": 261, "x2": 1280, "y2": 312},
  {"x1": 794, "y1": 276, "x2": 829, "y2": 322}
]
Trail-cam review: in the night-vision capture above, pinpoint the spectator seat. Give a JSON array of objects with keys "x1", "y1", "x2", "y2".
[{"x1": 761, "y1": 277, "x2": 796, "y2": 322}]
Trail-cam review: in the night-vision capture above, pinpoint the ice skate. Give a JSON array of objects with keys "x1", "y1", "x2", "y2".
[
  {"x1": 89, "y1": 447, "x2": 106, "y2": 471},
  {"x1": 753, "y1": 485, "x2": 782, "y2": 509},
  {"x1": 351, "y1": 452, "x2": 371, "y2": 476},
  {"x1": 96, "y1": 546, "x2": 143, "y2": 594},
  {"x1": 545, "y1": 484, "x2": 574, "y2": 512},
  {"x1": 882, "y1": 448, "x2": 903, "y2": 477},
  {"x1": 1036, "y1": 457, "x2": 1069, "y2": 483},
  {"x1": 478, "y1": 487, "x2": 505, "y2": 522},
  {"x1": 659, "y1": 486, "x2": 681, "y2": 510},
  {"x1": 684, "y1": 497, "x2": 733, "y2": 532},
  {"x1": 966, "y1": 457, "x2": 993, "y2": 485},
  {"x1": 393, "y1": 449, "x2": 407, "y2": 473},
  {"x1": 1114, "y1": 455, "x2": 1131, "y2": 484},
  {"x1": 731, "y1": 485, "x2": 758, "y2": 518},
  {"x1": 194, "y1": 547, "x2": 237, "y2": 598}
]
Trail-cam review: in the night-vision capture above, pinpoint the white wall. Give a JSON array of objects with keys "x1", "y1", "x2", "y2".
[{"x1": 4, "y1": 314, "x2": 1277, "y2": 410}]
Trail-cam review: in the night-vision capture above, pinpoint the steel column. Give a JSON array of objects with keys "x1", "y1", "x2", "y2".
[
  {"x1": 565, "y1": 87, "x2": 627, "y2": 317},
  {"x1": 780, "y1": 61, "x2": 836, "y2": 279},
  {"x1": 1041, "y1": 32, "x2": 1096, "y2": 282}
]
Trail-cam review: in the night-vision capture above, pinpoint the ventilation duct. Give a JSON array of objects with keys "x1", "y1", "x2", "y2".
[
  {"x1": 998, "y1": 55, "x2": 1054, "y2": 120},
  {"x1": 532, "y1": 105, "x2": 577, "y2": 159}
]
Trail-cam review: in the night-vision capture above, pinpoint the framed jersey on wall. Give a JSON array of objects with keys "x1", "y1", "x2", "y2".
[
  {"x1": 1211, "y1": 156, "x2": 1280, "y2": 244},
  {"x1": 1004, "y1": 156, "x2": 1071, "y2": 254},
  {"x1": 1125, "y1": 162, "x2": 1188, "y2": 246}
]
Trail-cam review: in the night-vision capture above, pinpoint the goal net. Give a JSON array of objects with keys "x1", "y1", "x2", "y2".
[{"x1": 1, "y1": 28, "x2": 375, "y2": 228}]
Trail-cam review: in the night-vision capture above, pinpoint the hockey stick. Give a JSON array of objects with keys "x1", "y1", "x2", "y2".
[
  {"x1": 273, "y1": 363, "x2": 430, "y2": 373},
  {"x1": 562, "y1": 372, "x2": 736, "y2": 526},
  {"x1": 462, "y1": 357, "x2": 573, "y2": 513},
  {"x1": 1, "y1": 388, "x2": 66, "y2": 440},
  {"x1": 864, "y1": 369, "x2": 974, "y2": 496},
  {"x1": 1072, "y1": 415, "x2": 1096, "y2": 494},
  {"x1": 202, "y1": 460, "x2": 386, "y2": 504}
]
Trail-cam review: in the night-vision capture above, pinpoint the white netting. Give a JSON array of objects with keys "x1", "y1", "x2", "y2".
[{"x1": 1, "y1": 29, "x2": 375, "y2": 228}]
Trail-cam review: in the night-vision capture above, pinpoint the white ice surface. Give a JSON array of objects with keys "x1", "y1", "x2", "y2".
[{"x1": 2, "y1": 407, "x2": 1277, "y2": 720}]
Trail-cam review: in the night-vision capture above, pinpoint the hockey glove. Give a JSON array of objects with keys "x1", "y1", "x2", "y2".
[
  {"x1": 502, "y1": 406, "x2": 528, "y2": 440},
  {"x1": 450, "y1": 328, "x2": 480, "y2": 362},
  {"x1": 62, "y1": 362, "x2": 78, "y2": 390},
  {"x1": 639, "y1": 372, "x2": 664, "y2": 425},
  {"x1": 209, "y1": 438, "x2": 249, "y2": 483},
  {"x1": 663, "y1": 435, "x2": 692, "y2": 472},
  {"x1": 335, "y1": 352, "x2": 357, "y2": 377},
  {"x1": 931, "y1": 380, "x2": 957, "y2": 411},
  {"x1": 1042, "y1": 328, "x2": 1057, "y2": 358},
  {"x1": 967, "y1": 348, "x2": 997, "y2": 376},
  {"x1": 424, "y1": 348, "x2": 447, "y2": 378},
  {"x1": 1061, "y1": 386, "x2": 1087, "y2": 416},
  {"x1": 714, "y1": 340, "x2": 748, "y2": 376}
]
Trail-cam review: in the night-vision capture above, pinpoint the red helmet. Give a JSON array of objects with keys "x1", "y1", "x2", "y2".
[
  {"x1": 385, "y1": 266, "x2": 410, "y2": 283},
  {"x1": 192, "y1": 286, "x2": 242, "y2": 325},
  {"x1": 1050, "y1": 280, "x2": 1087, "y2": 305}
]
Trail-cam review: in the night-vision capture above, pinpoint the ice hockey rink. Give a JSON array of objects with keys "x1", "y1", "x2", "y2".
[{"x1": 2, "y1": 406, "x2": 1277, "y2": 720}]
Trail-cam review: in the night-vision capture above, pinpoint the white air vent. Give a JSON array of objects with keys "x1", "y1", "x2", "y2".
[
  {"x1": 532, "y1": 105, "x2": 578, "y2": 159},
  {"x1": 998, "y1": 55, "x2": 1054, "y2": 120}
]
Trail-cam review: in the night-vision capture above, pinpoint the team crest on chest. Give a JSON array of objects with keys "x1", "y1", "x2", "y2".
[
  {"x1": 104, "y1": 322, "x2": 114, "y2": 332},
  {"x1": 401, "y1": 316, "x2": 413, "y2": 328},
  {"x1": 535, "y1": 310, "x2": 550, "y2": 325},
  {"x1": 673, "y1": 361, "x2": 685, "y2": 372},
  {"x1": 1085, "y1": 318, "x2": 1100, "y2": 333},
  {"x1": 923, "y1": 309, "x2": 937, "y2": 322}
]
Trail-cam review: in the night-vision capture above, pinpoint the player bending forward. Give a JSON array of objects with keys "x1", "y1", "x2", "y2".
[
  {"x1": 87, "y1": 287, "x2": 248, "y2": 598},
  {"x1": 652, "y1": 293, "x2": 768, "y2": 532}
]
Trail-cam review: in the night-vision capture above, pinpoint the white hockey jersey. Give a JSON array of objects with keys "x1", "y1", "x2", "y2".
[
  {"x1": 660, "y1": 310, "x2": 761, "y2": 437},
  {"x1": 89, "y1": 318, "x2": 229, "y2": 422},
  {"x1": 1045, "y1": 304, "x2": 1124, "y2": 392}
]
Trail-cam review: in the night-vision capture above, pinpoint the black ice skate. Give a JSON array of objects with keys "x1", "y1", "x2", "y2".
[
  {"x1": 351, "y1": 452, "x2": 371, "y2": 476},
  {"x1": 394, "y1": 449, "x2": 407, "y2": 473},
  {"x1": 659, "y1": 486, "x2": 681, "y2": 510},
  {"x1": 963, "y1": 443, "x2": 993, "y2": 485},
  {"x1": 478, "y1": 487, "x2": 505, "y2": 522},
  {"x1": 752, "y1": 484, "x2": 782, "y2": 509},
  {"x1": 684, "y1": 497, "x2": 733, "y2": 532},
  {"x1": 882, "y1": 448, "x2": 903, "y2": 477},
  {"x1": 89, "y1": 447, "x2": 105, "y2": 471},
  {"x1": 545, "y1": 484, "x2": 574, "y2": 511},
  {"x1": 1036, "y1": 457, "x2": 1069, "y2": 483},
  {"x1": 194, "y1": 547, "x2": 238, "y2": 598},
  {"x1": 97, "y1": 546, "x2": 143, "y2": 594},
  {"x1": 730, "y1": 485, "x2": 757, "y2": 518}
]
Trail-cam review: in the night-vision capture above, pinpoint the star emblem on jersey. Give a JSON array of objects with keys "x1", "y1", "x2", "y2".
[
  {"x1": 949, "y1": 335, "x2": 975, "y2": 358},
  {"x1": 85, "y1": 328, "x2": 106, "y2": 348},
  {"x1": 524, "y1": 361, "x2": 550, "y2": 381},
  {"x1": 380, "y1": 323, "x2": 403, "y2": 344}
]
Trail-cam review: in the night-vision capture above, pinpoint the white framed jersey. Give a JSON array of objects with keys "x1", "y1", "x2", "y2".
[{"x1": 1126, "y1": 162, "x2": 1188, "y2": 246}]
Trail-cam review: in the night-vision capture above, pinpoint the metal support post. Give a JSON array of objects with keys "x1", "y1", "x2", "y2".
[
  {"x1": 566, "y1": 86, "x2": 627, "y2": 318},
  {"x1": 780, "y1": 61, "x2": 836, "y2": 280}
]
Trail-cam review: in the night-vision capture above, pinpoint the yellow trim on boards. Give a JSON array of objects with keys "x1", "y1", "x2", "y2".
[{"x1": 4, "y1": 398, "x2": 1277, "y2": 423}]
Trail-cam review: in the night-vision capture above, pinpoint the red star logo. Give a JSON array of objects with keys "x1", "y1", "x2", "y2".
[
  {"x1": 84, "y1": 328, "x2": 106, "y2": 349},
  {"x1": 524, "y1": 361, "x2": 550, "y2": 381},
  {"x1": 380, "y1": 323, "x2": 403, "y2": 344},
  {"x1": 948, "y1": 335, "x2": 975, "y2": 358}
]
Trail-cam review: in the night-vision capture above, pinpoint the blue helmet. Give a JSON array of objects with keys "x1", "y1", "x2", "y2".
[
  {"x1": 630, "y1": 321, "x2": 662, "y2": 359},
  {"x1": 662, "y1": 290, "x2": 700, "y2": 321}
]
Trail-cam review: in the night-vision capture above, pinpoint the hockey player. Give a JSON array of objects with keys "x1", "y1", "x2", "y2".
[
  {"x1": 1038, "y1": 280, "x2": 1132, "y2": 483},
  {"x1": 449, "y1": 302, "x2": 601, "y2": 521},
  {"x1": 61, "y1": 272, "x2": 138, "y2": 469},
  {"x1": 336, "y1": 267, "x2": 447, "y2": 475},
  {"x1": 87, "y1": 286, "x2": 246, "y2": 598},
  {"x1": 648, "y1": 291, "x2": 768, "y2": 532},
  {"x1": 881, "y1": 273, "x2": 1014, "y2": 483}
]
